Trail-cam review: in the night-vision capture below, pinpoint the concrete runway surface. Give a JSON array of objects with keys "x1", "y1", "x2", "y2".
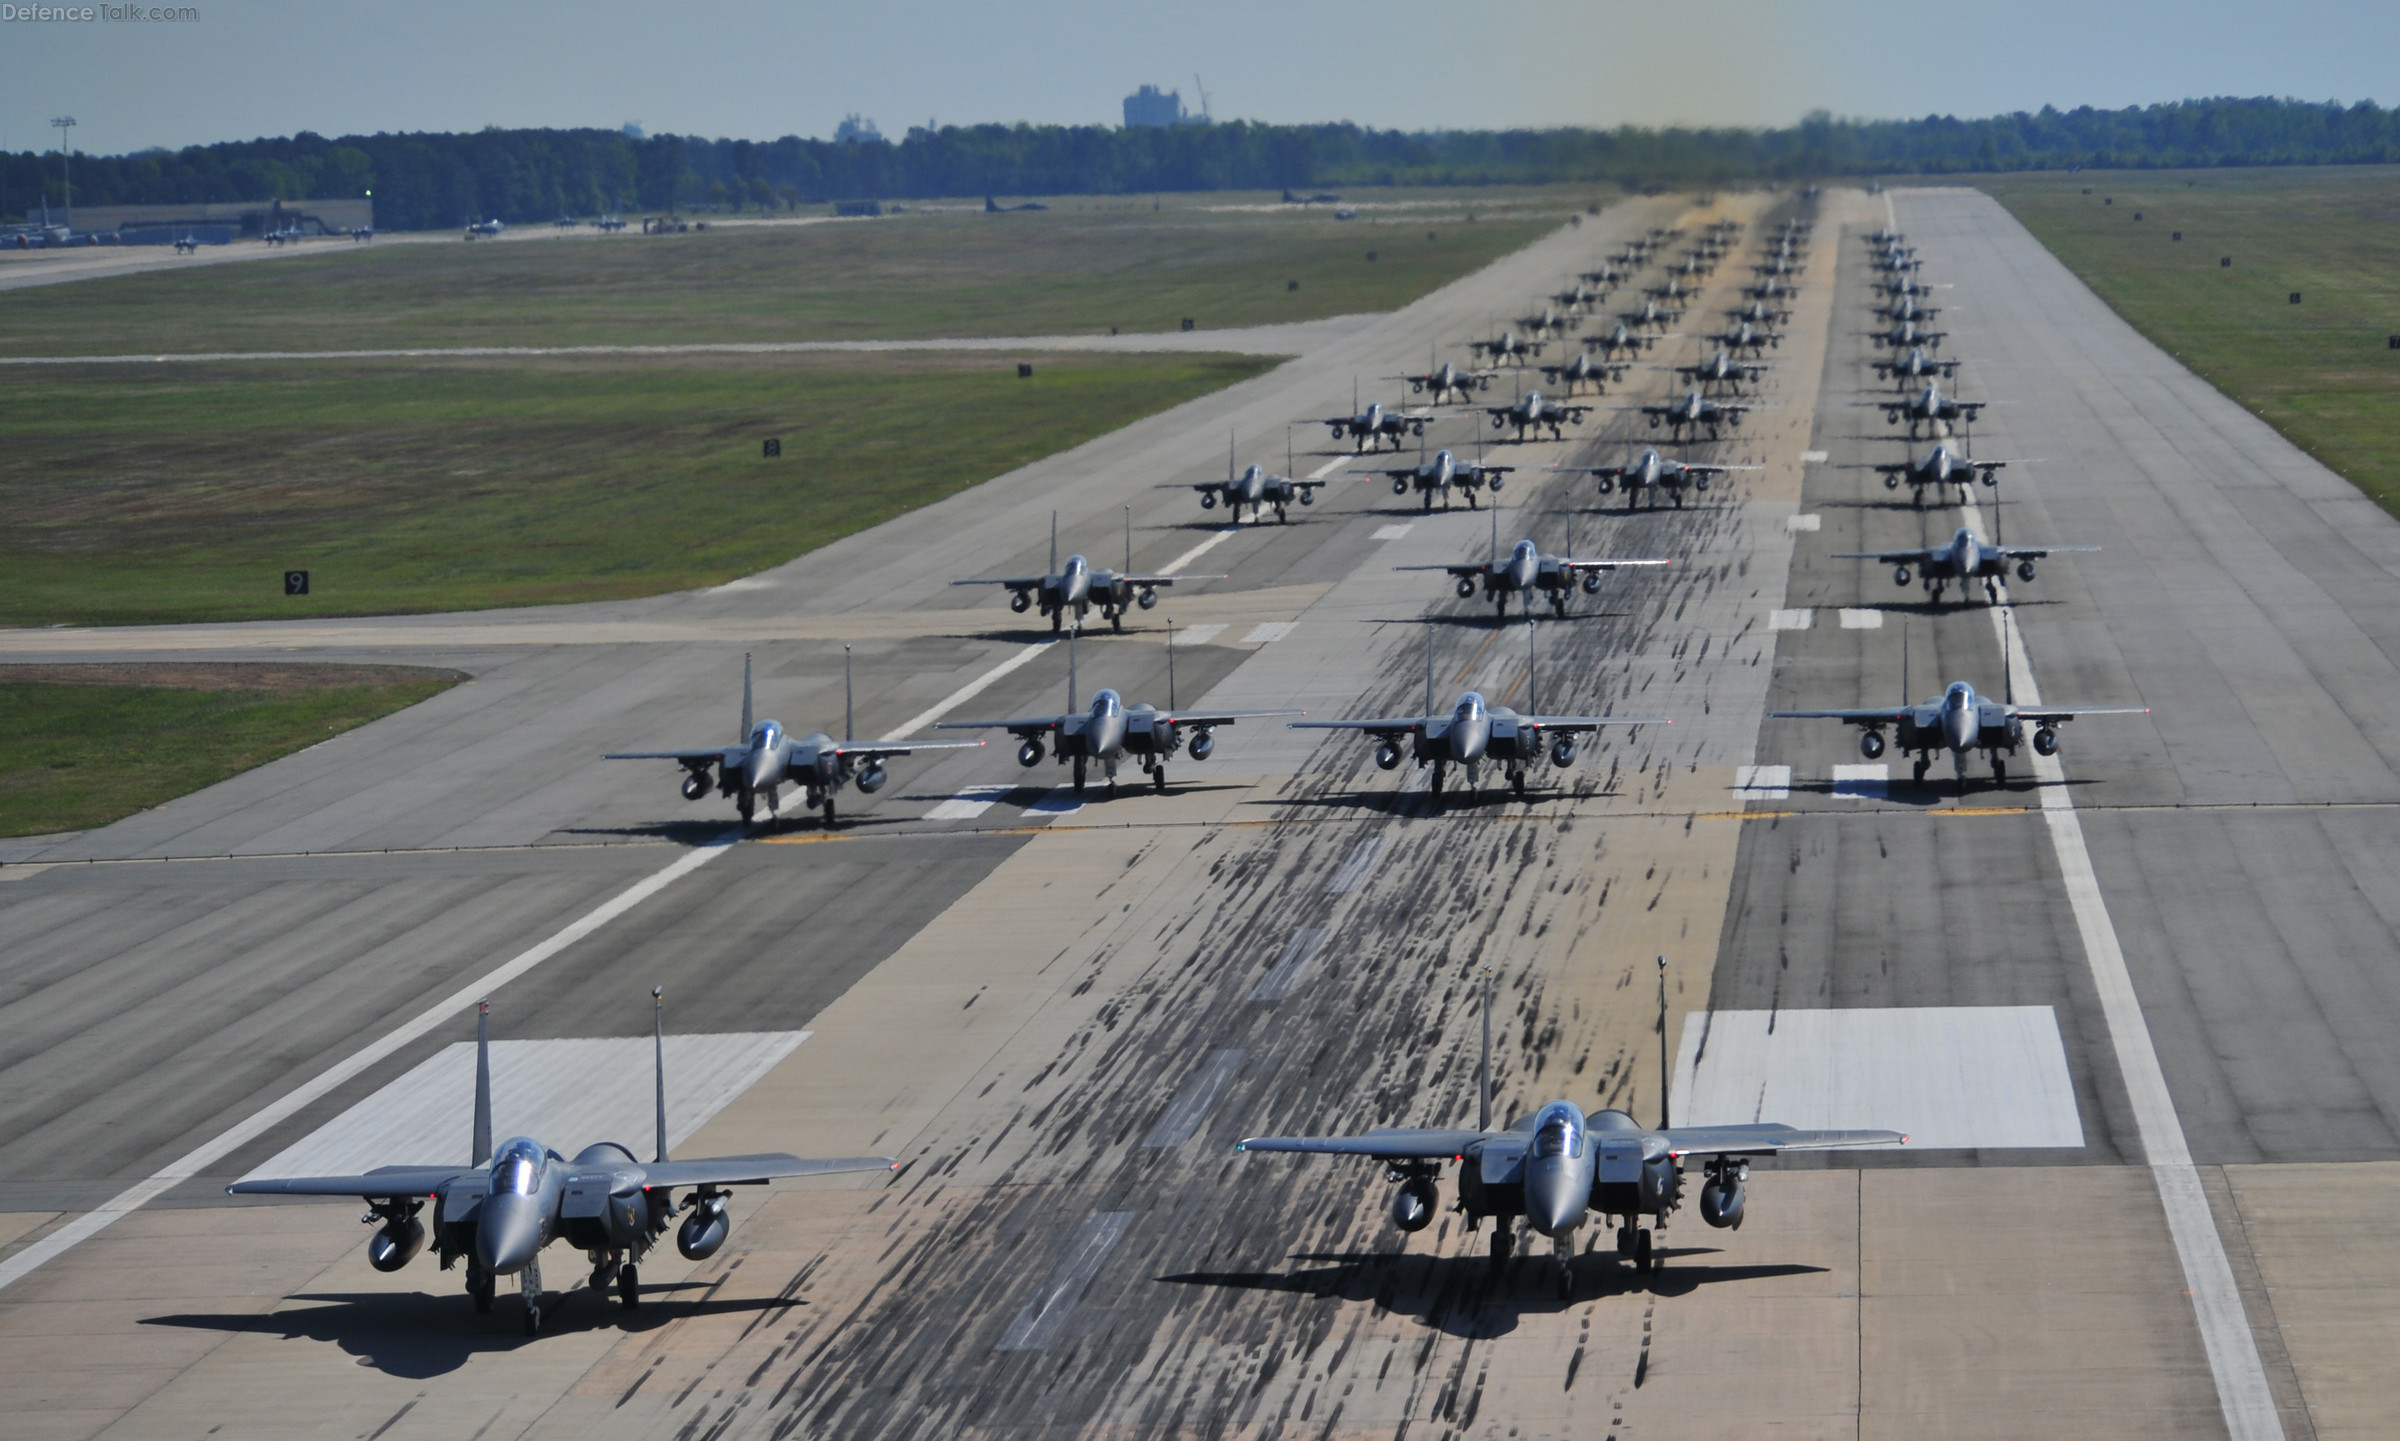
[{"x1": 2, "y1": 186, "x2": 2394, "y2": 1439}]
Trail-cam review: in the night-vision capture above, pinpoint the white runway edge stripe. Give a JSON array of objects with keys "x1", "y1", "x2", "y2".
[
  {"x1": 1975, "y1": 538, "x2": 2283, "y2": 1439},
  {"x1": 0, "y1": 831, "x2": 740, "y2": 1297}
]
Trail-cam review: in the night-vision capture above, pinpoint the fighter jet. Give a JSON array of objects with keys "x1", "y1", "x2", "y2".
[
  {"x1": 1549, "y1": 281, "x2": 1607, "y2": 313},
  {"x1": 1640, "y1": 386, "x2": 1749, "y2": 440},
  {"x1": 1776, "y1": 659, "x2": 2147, "y2": 790},
  {"x1": 1741, "y1": 277, "x2": 1801, "y2": 305},
  {"x1": 1290, "y1": 624, "x2": 1667, "y2": 800},
  {"x1": 1236, "y1": 969, "x2": 1902, "y2": 1295},
  {"x1": 1706, "y1": 319, "x2": 1782, "y2": 356},
  {"x1": 1750, "y1": 252, "x2": 1802, "y2": 280},
  {"x1": 1389, "y1": 354, "x2": 1495, "y2": 404},
  {"x1": 226, "y1": 994, "x2": 894, "y2": 1335},
  {"x1": 1869, "y1": 244, "x2": 1921, "y2": 274},
  {"x1": 464, "y1": 217, "x2": 505, "y2": 238},
  {"x1": 1672, "y1": 348, "x2": 1769, "y2": 394},
  {"x1": 1553, "y1": 449, "x2": 1759, "y2": 511},
  {"x1": 1188, "y1": 435, "x2": 1337, "y2": 522},
  {"x1": 1726, "y1": 297, "x2": 1791, "y2": 327},
  {"x1": 1469, "y1": 329, "x2": 1544, "y2": 365},
  {"x1": 1583, "y1": 320, "x2": 1657, "y2": 363},
  {"x1": 1315, "y1": 384, "x2": 1432, "y2": 451},
  {"x1": 1878, "y1": 295, "x2": 1940, "y2": 325},
  {"x1": 1873, "y1": 345, "x2": 1962, "y2": 387},
  {"x1": 1357, "y1": 438, "x2": 1512, "y2": 511},
  {"x1": 1483, "y1": 389, "x2": 1591, "y2": 442},
  {"x1": 1538, "y1": 351, "x2": 1618, "y2": 396},
  {"x1": 1397, "y1": 521, "x2": 1666, "y2": 620},
  {"x1": 1878, "y1": 382, "x2": 1985, "y2": 439},
  {"x1": 1874, "y1": 274, "x2": 1939, "y2": 302},
  {"x1": 956, "y1": 514, "x2": 1222, "y2": 628},
  {"x1": 1871, "y1": 442, "x2": 2008, "y2": 504},
  {"x1": 605, "y1": 651, "x2": 981, "y2": 825},
  {"x1": 1862, "y1": 226, "x2": 1905, "y2": 247},
  {"x1": 1575, "y1": 265, "x2": 1626, "y2": 289},
  {"x1": 1513, "y1": 304, "x2": 1573, "y2": 338},
  {"x1": 938, "y1": 627, "x2": 1291, "y2": 794},
  {"x1": 1869, "y1": 318, "x2": 1946, "y2": 352},
  {"x1": 1834, "y1": 524, "x2": 2097, "y2": 606},
  {"x1": 1644, "y1": 275, "x2": 1698, "y2": 307},
  {"x1": 1619, "y1": 297, "x2": 1681, "y2": 331}
]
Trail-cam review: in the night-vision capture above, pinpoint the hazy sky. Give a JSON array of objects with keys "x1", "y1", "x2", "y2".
[{"x1": 4, "y1": 0, "x2": 2396, "y2": 156}]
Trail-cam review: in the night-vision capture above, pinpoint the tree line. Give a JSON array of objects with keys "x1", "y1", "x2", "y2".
[{"x1": 6, "y1": 97, "x2": 2399, "y2": 231}]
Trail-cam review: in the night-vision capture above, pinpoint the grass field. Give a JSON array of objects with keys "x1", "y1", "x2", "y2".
[
  {"x1": 0, "y1": 664, "x2": 460, "y2": 838},
  {"x1": 0, "y1": 351, "x2": 1272, "y2": 627},
  {"x1": 1986, "y1": 165, "x2": 2400, "y2": 514},
  {"x1": 0, "y1": 189, "x2": 1574, "y2": 357}
]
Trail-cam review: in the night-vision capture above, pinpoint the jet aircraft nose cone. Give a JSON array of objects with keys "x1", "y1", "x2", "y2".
[
  {"x1": 475, "y1": 1193, "x2": 544, "y2": 1276},
  {"x1": 1525, "y1": 1158, "x2": 1586, "y2": 1238}
]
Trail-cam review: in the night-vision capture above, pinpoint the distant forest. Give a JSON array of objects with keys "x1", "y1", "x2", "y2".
[{"x1": 7, "y1": 97, "x2": 2400, "y2": 231}]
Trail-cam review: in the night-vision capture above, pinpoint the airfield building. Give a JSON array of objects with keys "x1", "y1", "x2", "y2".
[{"x1": 1123, "y1": 85, "x2": 1186, "y2": 128}]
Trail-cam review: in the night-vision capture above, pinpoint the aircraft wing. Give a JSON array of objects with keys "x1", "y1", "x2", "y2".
[
  {"x1": 228, "y1": 1165, "x2": 473, "y2": 1199},
  {"x1": 1117, "y1": 573, "x2": 1227, "y2": 587},
  {"x1": 2016, "y1": 705, "x2": 2151, "y2": 724},
  {"x1": 937, "y1": 715, "x2": 1070, "y2": 735},
  {"x1": 1558, "y1": 557, "x2": 1670, "y2": 572},
  {"x1": 1771, "y1": 707, "x2": 1918, "y2": 724},
  {"x1": 1234, "y1": 1127, "x2": 1491, "y2": 1159},
  {"x1": 1153, "y1": 709, "x2": 1302, "y2": 728},
  {"x1": 950, "y1": 577, "x2": 1045, "y2": 589},
  {"x1": 1289, "y1": 717, "x2": 1425, "y2": 735},
  {"x1": 605, "y1": 745, "x2": 742, "y2": 765},
  {"x1": 1995, "y1": 545, "x2": 2100, "y2": 559},
  {"x1": 1659, "y1": 1124, "x2": 1906, "y2": 1156},
  {"x1": 1829, "y1": 547, "x2": 1936, "y2": 565},
  {"x1": 1392, "y1": 563, "x2": 1489, "y2": 577},
  {"x1": 825, "y1": 739, "x2": 985, "y2": 759},
  {"x1": 1515, "y1": 714, "x2": 1671, "y2": 732},
  {"x1": 636, "y1": 1154, "x2": 895, "y2": 1189}
]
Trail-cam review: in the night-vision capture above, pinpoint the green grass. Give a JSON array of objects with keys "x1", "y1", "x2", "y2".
[
  {"x1": 0, "y1": 189, "x2": 1572, "y2": 357},
  {"x1": 1985, "y1": 165, "x2": 2400, "y2": 514},
  {"x1": 0, "y1": 351, "x2": 1273, "y2": 627},
  {"x1": 0, "y1": 665, "x2": 460, "y2": 837}
]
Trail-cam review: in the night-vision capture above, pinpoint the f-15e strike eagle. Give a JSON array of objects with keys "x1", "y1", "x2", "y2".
[
  {"x1": 1553, "y1": 449, "x2": 1759, "y2": 511},
  {"x1": 1640, "y1": 386, "x2": 1749, "y2": 440},
  {"x1": 606, "y1": 652, "x2": 980, "y2": 825},
  {"x1": 1388, "y1": 355, "x2": 1494, "y2": 404},
  {"x1": 1871, "y1": 442, "x2": 2010, "y2": 504},
  {"x1": 1775, "y1": 640, "x2": 2146, "y2": 790},
  {"x1": 1356, "y1": 438, "x2": 1512, "y2": 511},
  {"x1": 229, "y1": 994, "x2": 894, "y2": 1335},
  {"x1": 1290, "y1": 624, "x2": 1665, "y2": 801},
  {"x1": 1469, "y1": 329, "x2": 1543, "y2": 365},
  {"x1": 1398, "y1": 514, "x2": 1666, "y2": 619},
  {"x1": 1483, "y1": 389, "x2": 1591, "y2": 441},
  {"x1": 1314, "y1": 384, "x2": 1433, "y2": 451},
  {"x1": 1238, "y1": 968, "x2": 1900, "y2": 1297},
  {"x1": 939, "y1": 627, "x2": 1292, "y2": 794},
  {"x1": 1834, "y1": 525, "x2": 2097, "y2": 606},
  {"x1": 955, "y1": 513, "x2": 1221, "y2": 627}
]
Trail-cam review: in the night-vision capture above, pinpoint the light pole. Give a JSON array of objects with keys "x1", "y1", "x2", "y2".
[{"x1": 49, "y1": 116, "x2": 76, "y2": 229}]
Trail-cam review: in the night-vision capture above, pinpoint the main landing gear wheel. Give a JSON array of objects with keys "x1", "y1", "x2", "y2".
[
  {"x1": 1511, "y1": 771, "x2": 1527, "y2": 798},
  {"x1": 1992, "y1": 758, "x2": 2007, "y2": 785},
  {"x1": 821, "y1": 794, "x2": 838, "y2": 827},
  {"x1": 737, "y1": 789, "x2": 756, "y2": 823},
  {"x1": 1488, "y1": 1228, "x2": 1514, "y2": 1275},
  {"x1": 469, "y1": 1264, "x2": 494, "y2": 1314},
  {"x1": 1616, "y1": 1222, "x2": 1636, "y2": 1259},
  {"x1": 1912, "y1": 757, "x2": 1930, "y2": 786},
  {"x1": 1151, "y1": 766, "x2": 1167, "y2": 793},
  {"x1": 618, "y1": 1263, "x2": 640, "y2": 1311},
  {"x1": 1635, "y1": 1228, "x2": 1654, "y2": 1275},
  {"x1": 1072, "y1": 756, "x2": 1087, "y2": 795}
]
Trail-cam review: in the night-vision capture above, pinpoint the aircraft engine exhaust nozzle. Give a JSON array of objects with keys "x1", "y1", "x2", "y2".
[
  {"x1": 367, "y1": 1217, "x2": 426, "y2": 1272},
  {"x1": 1549, "y1": 738, "x2": 1576, "y2": 770},
  {"x1": 1700, "y1": 1178, "x2": 1746, "y2": 1229},
  {"x1": 680, "y1": 772, "x2": 710, "y2": 801},
  {"x1": 676, "y1": 1196, "x2": 730, "y2": 1260},
  {"x1": 1188, "y1": 730, "x2": 1216, "y2": 761},
  {"x1": 1859, "y1": 730, "x2": 1886, "y2": 760},
  {"x1": 1390, "y1": 1177, "x2": 1438, "y2": 1232},
  {"x1": 854, "y1": 764, "x2": 888, "y2": 794},
  {"x1": 1017, "y1": 739, "x2": 1045, "y2": 767},
  {"x1": 1373, "y1": 742, "x2": 1402, "y2": 771}
]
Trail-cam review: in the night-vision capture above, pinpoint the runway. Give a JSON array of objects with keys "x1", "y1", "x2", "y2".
[{"x1": 3, "y1": 185, "x2": 2395, "y2": 1438}]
